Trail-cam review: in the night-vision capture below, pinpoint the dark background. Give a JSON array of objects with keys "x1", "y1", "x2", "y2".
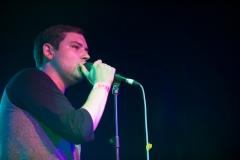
[{"x1": 0, "y1": 1, "x2": 239, "y2": 160}]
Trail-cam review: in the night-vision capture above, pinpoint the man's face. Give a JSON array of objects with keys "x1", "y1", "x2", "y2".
[{"x1": 51, "y1": 32, "x2": 90, "y2": 86}]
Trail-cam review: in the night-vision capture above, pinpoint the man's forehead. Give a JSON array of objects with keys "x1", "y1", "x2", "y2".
[
  {"x1": 63, "y1": 32, "x2": 88, "y2": 49},
  {"x1": 63, "y1": 32, "x2": 87, "y2": 46}
]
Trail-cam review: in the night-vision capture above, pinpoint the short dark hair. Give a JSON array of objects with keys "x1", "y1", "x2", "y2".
[{"x1": 33, "y1": 25, "x2": 84, "y2": 68}]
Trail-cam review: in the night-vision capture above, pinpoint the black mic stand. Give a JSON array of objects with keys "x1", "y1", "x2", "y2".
[{"x1": 110, "y1": 79, "x2": 121, "y2": 160}]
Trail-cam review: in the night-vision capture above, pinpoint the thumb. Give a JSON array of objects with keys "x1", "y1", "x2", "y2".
[{"x1": 78, "y1": 64, "x2": 89, "y2": 78}]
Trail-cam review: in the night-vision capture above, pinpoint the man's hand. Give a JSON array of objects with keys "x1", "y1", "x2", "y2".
[{"x1": 79, "y1": 59, "x2": 115, "y2": 85}]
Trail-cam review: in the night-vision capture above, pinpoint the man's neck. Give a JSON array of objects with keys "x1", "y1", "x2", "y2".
[{"x1": 40, "y1": 66, "x2": 66, "y2": 93}]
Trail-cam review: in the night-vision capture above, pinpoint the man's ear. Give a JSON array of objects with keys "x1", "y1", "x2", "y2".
[{"x1": 43, "y1": 43, "x2": 54, "y2": 60}]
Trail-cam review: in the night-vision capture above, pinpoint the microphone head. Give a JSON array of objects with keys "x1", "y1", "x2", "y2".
[{"x1": 84, "y1": 62, "x2": 93, "y2": 71}]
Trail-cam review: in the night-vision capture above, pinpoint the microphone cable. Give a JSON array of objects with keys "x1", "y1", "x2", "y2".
[{"x1": 139, "y1": 84, "x2": 151, "y2": 160}]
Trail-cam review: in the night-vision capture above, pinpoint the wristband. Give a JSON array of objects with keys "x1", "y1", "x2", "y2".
[{"x1": 93, "y1": 83, "x2": 111, "y2": 92}]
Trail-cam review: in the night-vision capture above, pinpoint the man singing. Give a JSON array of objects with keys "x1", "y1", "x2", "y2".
[{"x1": 0, "y1": 25, "x2": 115, "y2": 159}]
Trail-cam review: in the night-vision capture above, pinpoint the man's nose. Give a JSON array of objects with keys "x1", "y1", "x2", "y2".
[{"x1": 82, "y1": 52, "x2": 90, "y2": 61}]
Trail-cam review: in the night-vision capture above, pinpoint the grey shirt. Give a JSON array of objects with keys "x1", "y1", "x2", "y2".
[{"x1": 0, "y1": 68, "x2": 94, "y2": 159}]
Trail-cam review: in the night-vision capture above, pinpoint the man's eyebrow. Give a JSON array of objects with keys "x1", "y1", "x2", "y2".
[{"x1": 70, "y1": 41, "x2": 89, "y2": 52}]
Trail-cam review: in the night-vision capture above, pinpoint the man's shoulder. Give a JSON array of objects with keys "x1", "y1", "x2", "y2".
[
  {"x1": 6, "y1": 68, "x2": 55, "y2": 91},
  {"x1": 15, "y1": 68, "x2": 44, "y2": 77},
  {"x1": 6, "y1": 68, "x2": 62, "y2": 103},
  {"x1": 9, "y1": 68, "x2": 50, "y2": 82}
]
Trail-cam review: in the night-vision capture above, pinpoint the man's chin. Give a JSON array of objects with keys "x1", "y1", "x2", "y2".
[
  {"x1": 74, "y1": 75, "x2": 85, "y2": 83},
  {"x1": 76, "y1": 67, "x2": 86, "y2": 81}
]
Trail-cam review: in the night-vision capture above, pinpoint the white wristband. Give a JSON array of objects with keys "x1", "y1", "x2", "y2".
[{"x1": 93, "y1": 83, "x2": 110, "y2": 92}]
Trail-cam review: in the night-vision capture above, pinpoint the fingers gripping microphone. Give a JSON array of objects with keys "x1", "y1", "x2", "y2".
[{"x1": 84, "y1": 62, "x2": 141, "y2": 85}]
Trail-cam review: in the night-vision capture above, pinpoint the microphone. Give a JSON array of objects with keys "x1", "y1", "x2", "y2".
[{"x1": 84, "y1": 62, "x2": 141, "y2": 85}]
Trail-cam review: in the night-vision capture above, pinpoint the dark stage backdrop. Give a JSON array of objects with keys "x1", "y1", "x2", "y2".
[{"x1": 0, "y1": 2, "x2": 239, "y2": 160}]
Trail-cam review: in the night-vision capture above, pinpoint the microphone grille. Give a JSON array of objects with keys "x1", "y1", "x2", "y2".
[{"x1": 84, "y1": 62, "x2": 93, "y2": 71}]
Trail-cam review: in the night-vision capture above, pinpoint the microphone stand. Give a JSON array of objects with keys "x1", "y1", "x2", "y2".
[{"x1": 110, "y1": 79, "x2": 121, "y2": 160}]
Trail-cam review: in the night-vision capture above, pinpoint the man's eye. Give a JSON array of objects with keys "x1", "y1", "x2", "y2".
[{"x1": 72, "y1": 45, "x2": 80, "y2": 49}]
